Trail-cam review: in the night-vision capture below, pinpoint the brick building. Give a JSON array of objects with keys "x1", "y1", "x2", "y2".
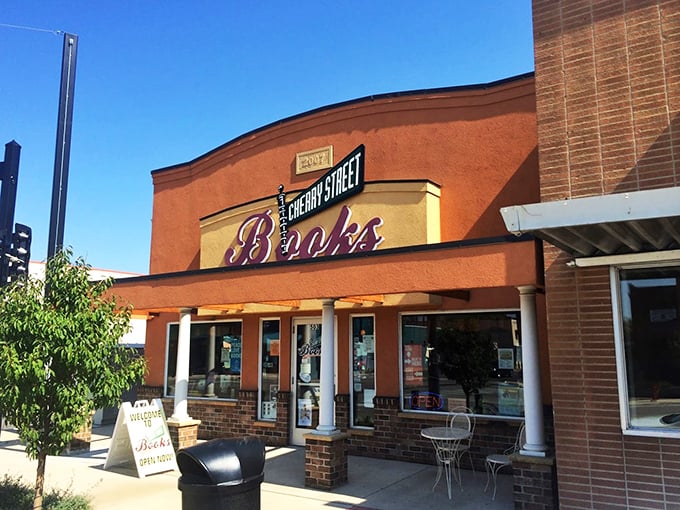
[
  {"x1": 112, "y1": 75, "x2": 550, "y2": 498},
  {"x1": 500, "y1": 1, "x2": 680, "y2": 508},
  {"x1": 110, "y1": 1, "x2": 680, "y2": 507}
]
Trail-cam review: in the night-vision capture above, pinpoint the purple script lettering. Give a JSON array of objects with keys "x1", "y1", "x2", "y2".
[
  {"x1": 224, "y1": 211, "x2": 275, "y2": 266},
  {"x1": 224, "y1": 206, "x2": 384, "y2": 267}
]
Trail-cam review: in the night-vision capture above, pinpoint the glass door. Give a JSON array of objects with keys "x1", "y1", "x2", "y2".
[{"x1": 290, "y1": 318, "x2": 322, "y2": 445}]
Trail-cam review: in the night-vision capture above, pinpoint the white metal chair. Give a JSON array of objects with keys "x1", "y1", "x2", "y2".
[
  {"x1": 484, "y1": 422, "x2": 526, "y2": 500},
  {"x1": 449, "y1": 407, "x2": 476, "y2": 479}
]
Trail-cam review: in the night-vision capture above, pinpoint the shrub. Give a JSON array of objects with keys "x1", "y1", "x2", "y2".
[{"x1": 0, "y1": 475, "x2": 91, "y2": 510}]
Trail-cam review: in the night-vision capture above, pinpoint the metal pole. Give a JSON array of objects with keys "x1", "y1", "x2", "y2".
[
  {"x1": 47, "y1": 32, "x2": 78, "y2": 260},
  {"x1": 0, "y1": 141, "x2": 21, "y2": 286}
]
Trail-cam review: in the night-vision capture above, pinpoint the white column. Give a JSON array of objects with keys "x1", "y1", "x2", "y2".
[
  {"x1": 171, "y1": 308, "x2": 192, "y2": 421},
  {"x1": 316, "y1": 299, "x2": 337, "y2": 434},
  {"x1": 518, "y1": 286, "x2": 548, "y2": 456}
]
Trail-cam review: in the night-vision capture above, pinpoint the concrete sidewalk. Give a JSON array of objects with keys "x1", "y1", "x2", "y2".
[{"x1": 0, "y1": 425, "x2": 514, "y2": 509}]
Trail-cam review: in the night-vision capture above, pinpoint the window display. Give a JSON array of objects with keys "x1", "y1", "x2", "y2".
[
  {"x1": 294, "y1": 321, "x2": 322, "y2": 430},
  {"x1": 401, "y1": 312, "x2": 522, "y2": 416},
  {"x1": 166, "y1": 321, "x2": 242, "y2": 400},
  {"x1": 259, "y1": 319, "x2": 280, "y2": 420},
  {"x1": 616, "y1": 266, "x2": 680, "y2": 433},
  {"x1": 351, "y1": 316, "x2": 375, "y2": 428}
]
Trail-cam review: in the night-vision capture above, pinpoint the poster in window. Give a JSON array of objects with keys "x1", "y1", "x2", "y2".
[
  {"x1": 221, "y1": 339, "x2": 232, "y2": 369},
  {"x1": 270, "y1": 339, "x2": 280, "y2": 356},
  {"x1": 298, "y1": 398, "x2": 312, "y2": 426},
  {"x1": 497, "y1": 348, "x2": 514, "y2": 370},
  {"x1": 363, "y1": 334, "x2": 375, "y2": 353},
  {"x1": 230, "y1": 337, "x2": 242, "y2": 373},
  {"x1": 363, "y1": 389, "x2": 376, "y2": 408},
  {"x1": 498, "y1": 382, "x2": 524, "y2": 416},
  {"x1": 403, "y1": 344, "x2": 423, "y2": 385}
]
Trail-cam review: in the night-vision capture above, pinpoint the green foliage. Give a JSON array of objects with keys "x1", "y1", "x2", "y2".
[
  {"x1": 438, "y1": 327, "x2": 496, "y2": 411},
  {"x1": 0, "y1": 248, "x2": 146, "y2": 459},
  {"x1": 0, "y1": 475, "x2": 91, "y2": 510}
]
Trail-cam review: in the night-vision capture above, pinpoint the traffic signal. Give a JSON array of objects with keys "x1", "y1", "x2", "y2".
[{"x1": 6, "y1": 223, "x2": 31, "y2": 283}]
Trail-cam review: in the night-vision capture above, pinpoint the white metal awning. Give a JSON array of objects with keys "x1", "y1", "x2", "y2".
[{"x1": 500, "y1": 187, "x2": 680, "y2": 258}]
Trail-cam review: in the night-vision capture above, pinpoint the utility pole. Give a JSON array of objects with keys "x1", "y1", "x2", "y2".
[
  {"x1": 47, "y1": 32, "x2": 78, "y2": 260},
  {"x1": 0, "y1": 141, "x2": 21, "y2": 286}
]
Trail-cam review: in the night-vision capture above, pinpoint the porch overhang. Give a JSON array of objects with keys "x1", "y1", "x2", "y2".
[
  {"x1": 500, "y1": 187, "x2": 680, "y2": 259},
  {"x1": 112, "y1": 235, "x2": 541, "y2": 316}
]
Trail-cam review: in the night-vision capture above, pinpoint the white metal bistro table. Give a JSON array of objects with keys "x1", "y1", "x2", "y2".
[{"x1": 421, "y1": 426, "x2": 471, "y2": 500}]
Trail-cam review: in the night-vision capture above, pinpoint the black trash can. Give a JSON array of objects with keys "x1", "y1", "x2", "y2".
[{"x1": 177, "y1": 437, "x2": 265, "y2": 510}]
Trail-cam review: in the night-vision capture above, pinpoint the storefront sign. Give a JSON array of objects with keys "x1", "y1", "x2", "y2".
[
  {"x1": 298, "y1": 339, "x2": 321, "y2": 358},
  {"x1": 410, "y1": 391, "x2": 444, "y2": 410},
  {"x1": 104, "y1": 399, "x2": 177, "y2": 478},
  {"x1": 224, "y1": 204, "x2": 384, "y2": 266},
  {"x1": 286, "y1": 145, "x2": 364, "y2": 227},
  {"x1": 201, "y1": 180, "x2": 439, "y2": 269},
  {"x1": 276, "y1": 145, "x2": 365, "y2": 256},
  {"x1": 276, "y1": 185, "x2": 289, "y2": 255}
]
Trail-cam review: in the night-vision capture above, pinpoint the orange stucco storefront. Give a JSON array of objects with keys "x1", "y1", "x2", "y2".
[{"x1": 112, "y1": 73, "x2": 552, "y2": 483}]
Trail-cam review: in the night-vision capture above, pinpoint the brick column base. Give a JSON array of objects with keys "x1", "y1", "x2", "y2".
[
  {"x1": 304, "y1": 432, "x2": 349, "y2": 490},
  {"x1": 167, "y1": 418, "x2": 201, "y2": 451},
  {"x1": 66, "y1": 415, "x2": 93, "y2": 454},
  {"x1": 510, "y1": 453, "x2": 558, "y2": 509}
]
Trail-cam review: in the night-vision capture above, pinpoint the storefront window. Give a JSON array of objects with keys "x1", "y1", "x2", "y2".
[
  {"x1": 351, "y1": 316, "x2": 375, "y2": 428},
  {"x1": 166, "y1": 321, "x2": 242, "y2": 400},
  {"x1": 401, "y1": 312, "x2": 522, "y2": 417},
  {"x1": 259, "y1": 319, "x2": 280, "y2": 420},
  {"x1": 616, "y1": 266, "x2": 680, "y2": 434}
]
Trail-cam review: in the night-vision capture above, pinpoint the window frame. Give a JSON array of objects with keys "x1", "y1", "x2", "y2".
[
  {"x1": 349, "y1": 314, "x2": 376, "y2": 429},
  {"x1": 610, "y1": 261, "x2": 680, "y2": 438},
  {"x1": 164, "y1": 318, "x2": 243, "y2": 401},
  {"x1": 398, "y1": 308, "x2": 524, "y2": 421},
  {"x1": 258, "y1": 317, "x2": 281, "y2": 421}
]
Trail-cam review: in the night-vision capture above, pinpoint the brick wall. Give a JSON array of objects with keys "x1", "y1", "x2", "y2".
[
  {"x1": 533, "y1": 1, "x2": 680, "y2": 508},
  {"x1": 138, "y1": 386, "x2": 289, "y2": 446},
  {"x1": 137, "y1": 385, "x2": 163, "y2": 402},
  {"x1": 512, "y1": 454, "x2": 558, "y2": 509},
  {"x1": 340, "y1": 395, "x2": 532, "y2": 472},
  {"x1": 304, "y1": 434, "x2": 348, "y2": 490},
  {"x1": 534, "y1": 0, "x2": 679, "y2": 202},
  {"x1": 140, "y1": 386, "x2": 528, "y2": 471}
]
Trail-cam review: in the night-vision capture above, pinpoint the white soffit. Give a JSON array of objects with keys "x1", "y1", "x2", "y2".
[{"x1": 500, "y1": 187, "x2": 680, "y2": 258}]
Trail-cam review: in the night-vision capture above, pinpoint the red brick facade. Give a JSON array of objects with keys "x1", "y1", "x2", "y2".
[
  {"x1": 141, "y1": 385, "x2": 526, "y2": 473},
  {"x1": 304, "y1": 433, "x2": 348, "y2": 490},
  {"x1": 533, "y1": 1, "x2": 680, "y2": 507}
]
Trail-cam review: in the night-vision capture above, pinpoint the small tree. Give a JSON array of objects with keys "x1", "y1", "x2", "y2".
[
  {"x1": 439, "y1": 328, "x2": 496, "y2": 412},
  {"x1": 0, "y1": 249, "x2": 146, "y2": 510}
]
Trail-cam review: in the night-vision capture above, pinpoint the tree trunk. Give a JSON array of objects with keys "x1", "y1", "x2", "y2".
[{"x1": 33, "y1": 450, "x2": 47, "y2": 510}]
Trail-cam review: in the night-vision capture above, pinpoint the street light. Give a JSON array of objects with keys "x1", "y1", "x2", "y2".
[{"x1": 47, "y1": 32, "x2": 78, "y2": 260}]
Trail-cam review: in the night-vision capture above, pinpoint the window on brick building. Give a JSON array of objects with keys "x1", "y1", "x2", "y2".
[
  {"x1": 400, "y1": 311, "x2": 523, "y2": 417},
  {"x1": 166, "y1": 320, "x2": 242, "y2": 400},
  {"x1": 614, "y1": 265, "x2": 680, "y2": 435},
  {"x1": 259, "y1": 319, "x2": 280, "y2": 420}
]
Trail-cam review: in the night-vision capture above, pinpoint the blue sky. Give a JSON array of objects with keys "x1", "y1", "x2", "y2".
[{"x1": 1, "y1": 1, "x2": 534, "y2": 274}]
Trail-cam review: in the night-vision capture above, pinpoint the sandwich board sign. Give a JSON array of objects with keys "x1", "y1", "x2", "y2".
[{"x1": 104, "y1": 399, "x2": 177, "y2": 478}]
